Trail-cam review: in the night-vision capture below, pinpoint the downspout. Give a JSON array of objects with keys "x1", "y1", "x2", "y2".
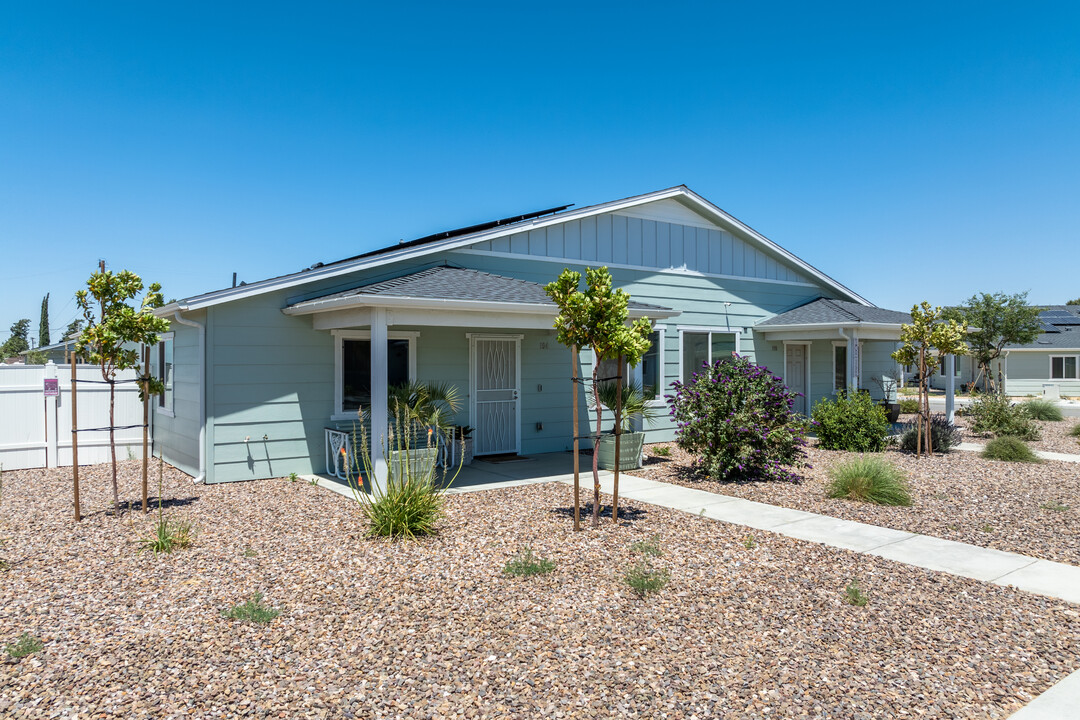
[{"x1": 172, "y1": 311, "x2": 207, "y2": 484}]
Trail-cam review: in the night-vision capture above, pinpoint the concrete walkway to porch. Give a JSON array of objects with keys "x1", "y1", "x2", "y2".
[{"x1": 308, "y1": 451, "x2": 1080, "y2": 718}]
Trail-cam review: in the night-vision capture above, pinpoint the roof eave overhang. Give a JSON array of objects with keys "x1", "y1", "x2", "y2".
[
  {"x1": 283, "y1": 294, "x2": 679, "y2": 320},
  {"x1": 755, "y1": 321, "x2": 903, "y2": 333}
]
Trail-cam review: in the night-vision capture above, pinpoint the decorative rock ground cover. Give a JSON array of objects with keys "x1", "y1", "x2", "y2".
[
  {"x1": 1, "y1": 461, "x2": 1079, "y2": 718},
  {"x1": 952, "y1": 414, "x2": 1080, "y2": 455},
  {"x1": 638, "y1": 438, "x2": 1080, "y2": 566}
]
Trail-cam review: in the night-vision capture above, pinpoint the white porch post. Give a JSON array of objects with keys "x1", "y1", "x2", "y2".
[
  {"x1": 945, "y1": 354, "x2": 956, "y2": 423},
  {"x1": 369, "y1": 308, "x2": 389, "y2": 491},
  {"x1": 848, "y1": 330, "x2": 859, "y2": 390},
  {"x1": 45, "y1": 361, "x2": 58, "y2": 468}
]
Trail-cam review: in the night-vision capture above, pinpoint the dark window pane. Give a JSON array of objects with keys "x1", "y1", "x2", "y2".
[
  {"x1": 683, "y1": 332, "x2": 709, "y2": 380},
  {"x1": 834, "y1": 346, "x2": 847, "y2": 391},
  {"x1": 342, "y1": 338, "x2": 412, "y2": 412},
  {"x1": 641, "y1": 331, "x2": 660, "y2": 399}
]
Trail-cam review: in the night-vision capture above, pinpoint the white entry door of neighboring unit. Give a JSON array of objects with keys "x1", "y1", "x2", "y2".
[
  {"x1": 785, "y1": 344, "x2": 809, "y2": 415},
  {"x1": 470, "y1": 335, "x2": 521, "y2": 455}
]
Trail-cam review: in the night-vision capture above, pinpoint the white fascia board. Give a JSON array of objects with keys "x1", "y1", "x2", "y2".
[
  {"x1": 1005, "y1": 347, "x2": 1080, "y2": 352},
  {"x1": 284, "y1": 293, "x2": 677, "y2": 320},
  {"x1": 165, "y1": 185, "x2": 866, "y2": 311},
  {"x1": 754, "y1": 322, "x2": 903, "y2": 334}
]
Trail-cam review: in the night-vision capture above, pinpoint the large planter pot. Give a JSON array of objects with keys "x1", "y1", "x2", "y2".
[
  {"x1": 596, "y1": 431, "x2": 645, "y2": 471},
  {"x1": 881, "y1": 402, "x2": 902, "y2": 423},
  {"x1": 388, "y1": 447, "x2": 439, "y2": 480}
]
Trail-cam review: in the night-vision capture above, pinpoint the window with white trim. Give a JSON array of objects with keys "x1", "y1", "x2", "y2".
[
  {"x1": 595, "y1": 330, "x2": 665, "y2": 401},
  {"x1": 1051, "y1": 355, "x2": 1079, "y2": 380},
  {"x1": 157, "y1": 333, "x2": 174, "y2": 416},
  {"x1": 680, "y1": 328, "x2": 738, "y2": 382},
  {"x1": 833, "y1": 344, "x2": 847, "y2": 392},
  {"x1": 334, "y1": 331, "x2": 417, "y2": 418}
]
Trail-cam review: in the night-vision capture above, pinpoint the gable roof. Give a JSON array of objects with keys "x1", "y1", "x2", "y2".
[
  {"x1": 756, "y1": 297, "x2": 911, "y2": 329},
  {"x1": 1006, "y1": 305, "x2": 1080, "y2": 350},
  {"x1": 283, "y1": 266, "x2": 676, "y2": 318},
  {"x1": 158, "y1": 186, "x2": 871, "y2": 315}
]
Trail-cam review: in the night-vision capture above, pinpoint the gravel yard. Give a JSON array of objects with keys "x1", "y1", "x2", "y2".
[
  {"x1": 2, "y1": 462, "x2": 1080, "y2": 719},
  {"x1": 637, "y1": 436, "x2": 1080, "y2": 565}
]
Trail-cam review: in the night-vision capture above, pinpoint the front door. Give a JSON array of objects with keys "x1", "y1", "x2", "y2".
[
  {"x1": 785, "y1": 344, "x2": 808, "y2": 415},
  {"x1": 470, "y1": 335, "x2": 520, "y2": 455}
]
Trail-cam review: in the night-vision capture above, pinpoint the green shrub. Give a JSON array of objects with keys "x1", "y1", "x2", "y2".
[
  {"x1": 623, "y1": 559, "x2": 670, "y2": 599},
  {"x1": 4, "y1": 632, "x2": 43, "y2": 659},
  {"x1": 825, "y1": 456, "x2": 911, "y2": 506},
  {"x1": 1069, "y1": 423, "x2": 1080, "y2": 438},
  {"x1": 650, "y1": 446, "x2": 671, "y2": 457},
  {"x1": 899, "y1": 415, "x2": 961, "y2": 454},
  {"x1": 221, "y1": 592, "x2": 280, "y2": 624},
  {"x1": 982, "y1": 436, "x2": 1040, "y2": 463},
  {"x1": 1025, "y1": 399, "x2": 1064, "y2": 422},
  {"x1": 812, "y1": 391, "x2": 890, "y2": 452},
  {"x1": 503, "y1": 546, "x2": 556, "y2": 577},
  {"x1": 668, "y1": 355, "x2": 809, "y2": 482},
  {"x1": 360, "y1": 471, "x2": 444, "y2": 538},
  {"x1": 899, "y1": 398, "x2": 920, "y2": 414},
  {"x1": 968, "y1": 393, "x2": 1041, "y2": 440}
]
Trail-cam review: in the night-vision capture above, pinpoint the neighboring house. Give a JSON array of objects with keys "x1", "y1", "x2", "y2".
[
  {"x1": 1001, "y1": 306, "x2": 1080, "y2": 397},
  {"x1": 17, "y1": 338, "x2": 82, "y2": 364},
  {"x1": 151, "y1": 185, "x2": 909, "y2": 485}
]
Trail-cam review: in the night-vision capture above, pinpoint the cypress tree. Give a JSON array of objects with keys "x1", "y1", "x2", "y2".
[{"x1": 39, "y1": 293, "x2": 50, "y2": 347}]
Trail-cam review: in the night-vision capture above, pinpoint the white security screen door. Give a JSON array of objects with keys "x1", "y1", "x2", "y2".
[
  {"x1": 785, "y1": 344, "x2": 808, "y2": 415},
  {"x1": 470, "y1": 335, "x2": 521, "y2": 455}
]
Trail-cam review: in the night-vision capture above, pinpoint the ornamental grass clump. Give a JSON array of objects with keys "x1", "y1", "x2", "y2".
[
  {"x1": 1024, "y1": 398, "x2": 1064, "y2": 422},
  {"x1": 825, "y1": 456, "x2": 911, "y2": 506},
  {"x1": 667, "y1": 354, "x2": 809, "y2": 482},
  {"x1": 812, "y1": 391, "x2": 890, "y2": 452},
  {"x1": 982, "y1": 436, "x2": 1040, "y2": 463}
]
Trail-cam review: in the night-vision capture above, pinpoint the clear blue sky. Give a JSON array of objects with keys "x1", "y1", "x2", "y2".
[{"x1": 3, "y1": 2, "x2": 1079, "y2": 343}]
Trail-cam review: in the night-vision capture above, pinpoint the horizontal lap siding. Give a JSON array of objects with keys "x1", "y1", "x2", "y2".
[
  {"x1": 207, "y1": 292, "x2": 334, "y2": 483},
  {"x1": 153, "y1": 315, "x2": 202, "y2": 477},
  {"x1": 1005, "y1": 352, "x2": 1080, "y2": 397}
]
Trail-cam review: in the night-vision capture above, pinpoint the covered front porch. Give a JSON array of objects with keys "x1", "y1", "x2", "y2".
[{"x1": 282, "y1": 266, "x2": 675, "y2": 490}]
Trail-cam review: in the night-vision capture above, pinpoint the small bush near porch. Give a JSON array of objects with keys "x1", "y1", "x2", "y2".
[
  {"x1": 667, "y1": 355, "x2": 809, "y2": 482},
  {"x1": 812, "y1": 391, "x2": 890, "y2": 452}
]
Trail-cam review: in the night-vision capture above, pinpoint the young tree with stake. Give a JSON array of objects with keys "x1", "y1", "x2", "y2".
[
  {"x1": 545, "y1": 267, "x2": 651, "y2": 528},
  {"x1": 75, "y1": 265, "x2": 169, "y2": 513},
  {"x1": 892, "y1": 302, "x2": 967, "y2": 458}
]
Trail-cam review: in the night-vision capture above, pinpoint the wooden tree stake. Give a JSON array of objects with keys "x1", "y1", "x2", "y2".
[
  {"x1": 612, "y1": 353, "x2": 623, "y2": 523},
  {"x1": 141, "y1": 345, "x2": 150, "y2": 513},
  {"x1": 70, "y1": 351, "x2": 81, "y2": 522},
  {"x1": 571, "y1": 345, "x2": 581, "y2": 532}
]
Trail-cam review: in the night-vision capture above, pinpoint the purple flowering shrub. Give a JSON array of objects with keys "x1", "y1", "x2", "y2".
[{"x1": 667, "y1": 355, "x2": 809, "y2": 482}]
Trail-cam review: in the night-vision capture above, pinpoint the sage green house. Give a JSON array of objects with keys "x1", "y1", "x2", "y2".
[{"x1": 150, "y1": 186, "x2": 908, "y2": 484}]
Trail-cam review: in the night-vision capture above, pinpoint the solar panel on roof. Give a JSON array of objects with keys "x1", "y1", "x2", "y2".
[{"x1": 1040, "y1": 321, "x2": 1062, "y2": 333}]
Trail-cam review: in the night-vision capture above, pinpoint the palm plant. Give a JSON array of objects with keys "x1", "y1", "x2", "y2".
[
  {"x1": 594, "y1": 381, "x2": 662, "y2": 432},
  {"x1": 387, "y1": 381, "x2": 462, "y2": 434}
]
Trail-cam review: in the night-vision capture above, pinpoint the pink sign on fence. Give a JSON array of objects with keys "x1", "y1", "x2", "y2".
[{"x1": 43, "y1": 378, "x2": 59, "y2": 397}]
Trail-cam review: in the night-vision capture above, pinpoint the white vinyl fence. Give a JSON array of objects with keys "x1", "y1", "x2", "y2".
[{"x1": 0, "y1": 363, "x2": 146, "y2": 471}]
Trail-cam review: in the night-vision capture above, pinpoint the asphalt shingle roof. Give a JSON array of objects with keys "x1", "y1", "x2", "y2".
[
  {"x1": 289, "y1": 266, "x2": 672, "y2": 314},
  {"x1": 756, "y1": 297, "x2": 911, "y2": 327},
  {"x1": 1006, "y1": 305, "x2": 1080, "y2": 350}
]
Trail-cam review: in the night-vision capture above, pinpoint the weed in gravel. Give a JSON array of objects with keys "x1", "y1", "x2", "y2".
[
  {"x1": 844, "y1": 580, "x2": 869, "y2": 607},
  {"x1": 0, "y1": 559, "x2": 8, "y2": 572},
  {"x1": 651, "y1": 446, "x2": 671, "y2": 457},
  {"x1": 241, "y1": 547, "x2": 257, "y2": 558},
  {"x1": 1024, "y1": 399, "x2": 1064, "y2": 422},
  {"x1": 623, "y1": 559, "x2": 670, "y2": 599},
  {"x1": 742, "y1": 535, "x2": 757, "y2": 549},
  {"x1": 979, "y1": 523, "x2": 995, "y2": 533},
  {"x1": 931, "y1": 491, "x2": 950, "y2": 501},
  {"x1": 4, "y1": 632, "x2": 43, "y2": 659},
  {"x1": 1040, "y1": 501, "x2": 1070, "y2": 513},
  {"x1": 288, "y1": 472, "x2": 299, "y2": 482},
  {"x1": 138, "y1": 517, "x2": 195, "y2": 556},
  {"x1": 221, "y1": 593, "x2": 280, "y2": 624},
  {"x1": 630, "y1": 535, "x2": 663, "y2": 557},
  {"x1": 503, "y1": 546, "x2": 556, "y2": 578},
  {"x1": 308, "y1": 478, "x2": 319, "y2": 486},
  {"x1": 1069, "y1": 424, "x2": 1080, "y2": 438},
  {"x1": 825, "y1": 456, "x2": 911, "y2": 506},
  {"x1": 982, "y1": 436, "x2": 1040, "y2": 463}
]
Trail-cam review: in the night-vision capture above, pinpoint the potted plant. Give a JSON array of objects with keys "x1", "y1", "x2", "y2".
[
  {"x1": 386, "y1": 381, "x2": 462, "y2": 477},
  {"x1": 872, "y1": 373, "x2": 902, "y2": 423},
  {"x1": 592, "y1": 381, "x2": 662, "y2": 470}
]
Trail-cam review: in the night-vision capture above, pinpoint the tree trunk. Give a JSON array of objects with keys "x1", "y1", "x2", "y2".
[
  {"x1": 612, "y1": 354, "x2": 623, "y2": 524},
  {"x1": 591, "y1": 362, "x2": 602, "y2": 528},
  {"x1": 916, "y1": 346, "x2": 924, "y2": 459},
  {"x1": 109, "y1": 378, "x2": 119, "y2": 513}
]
